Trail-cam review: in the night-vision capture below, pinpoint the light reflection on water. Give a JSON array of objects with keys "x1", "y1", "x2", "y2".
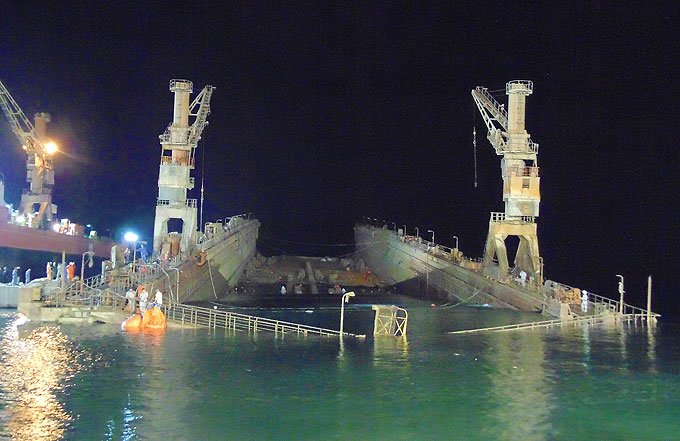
[
  {"x1": 0, "y1": 305, "x2": 678, "y2": 440},
  {"x1": 485, "y1": 331, "x2": 555, "y2": 440},
  {"x1": 0, "y1": 313, "x2": 85, "y2": 440}
]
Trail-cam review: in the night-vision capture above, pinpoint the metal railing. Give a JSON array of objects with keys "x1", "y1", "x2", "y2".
[
  {"x1": 156, "y1": 198, "x2": 197, "y2": 208},
  {"x1": 162, "y1": 303, "x2": 365, "y2": 338},
  {"x1": 476, "y1": 86, "x2": 508, "y2": 127},
  {"x1": 372, "y1": 305, "x2": 408, "y2": 337},
  {"x1": 197, "y1": 217, "x2": 255, "y2": 251},
  {"x1": 506, "y1": 165, "x2": 539, "y2": 177},
  {"x1": 159, "y1": 131, "x2": 189, "y2": 145},
  {"x1": 448, "y1": 314, "x2": 614, "y2": 334},
  {"x1": 490, "y1": 212, "x2": 505, "y2": 222},
  {"x1": 506, "y1": 79, "x2": 533, "y2": 94},
  {"x1": 159, "y1": 155, "x2": 195, "y2": 167},
  {"x1": 45, "y1": 260, "x2": 176, "y2": 308},
  {"x1": 621, "y1": 301, "x2": 660, "y2": 318},
  {"x1": 544, "y1": 281, "x2": 661, "y2": 322},
  {"x1": 45, "y1": 280, "x2": 99, "y2": 307},
  {"x1": 448, "y1": 309, "x2": 658, "y2": 335},
  {"x1": 489, "y1": 212, "x2": 536, "y2": 224}
]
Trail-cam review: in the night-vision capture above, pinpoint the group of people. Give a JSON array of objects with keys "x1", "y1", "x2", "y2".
[
  {"x1": 125, "y1": 285, "x2": 163, "y2": 317},
  {"x1": 123, "y1": 244, "x2": 148, "y2": 264},
  {"x1": 0, "y1": 266, "x2": 26, "y2": 285},
  {"x1": 0, "y1": 260, "x2": 81, "y2": 286},
  {"x1": 279, "y1": 284, "x2": 309, "y2": 295},
  {"x1": 44, "y1": 261, "x2": 77, "y2": 282}
]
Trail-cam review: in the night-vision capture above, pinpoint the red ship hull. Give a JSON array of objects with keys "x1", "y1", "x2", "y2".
[{"x1": 0, "y1": 222, "x2": 114, "y2": 258}]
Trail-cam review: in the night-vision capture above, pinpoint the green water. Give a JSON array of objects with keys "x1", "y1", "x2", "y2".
[{"x1": 1, "y1": 297, "x2": 679, "y2": 440}]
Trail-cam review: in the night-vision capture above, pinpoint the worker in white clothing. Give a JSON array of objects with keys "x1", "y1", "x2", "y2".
[
  {"x1": 154, "y1": 289, "x2": 163, "y2": 307},
  {"x1": 125, "y1": 288, "x2": 136, "y2": 312},
  {"x1": 581, "y1": 290, "x2": 589, "y2": 313},
  {"x1": 139, "y1": 288, "x2": 149, "y2": 316}
]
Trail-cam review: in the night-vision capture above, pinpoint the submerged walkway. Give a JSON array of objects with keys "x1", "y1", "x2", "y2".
[
  {"x1": 448, "y1": 312, "x2": 658, "y2": 335},
  {"x1": 161, "y1": 303, "x2": 366, "y2": 338}
]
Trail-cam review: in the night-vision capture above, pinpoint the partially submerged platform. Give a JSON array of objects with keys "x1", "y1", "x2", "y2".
[
  {"x1": 355, "y1": 224, "x2": 546, "y2": 313},
  {"x1": 353, "y1": 224, "x2": 660, "y2": 320}
]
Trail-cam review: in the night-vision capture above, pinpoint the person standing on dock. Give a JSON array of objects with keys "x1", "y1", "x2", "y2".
[
  {"x1": 11, "y1": 267, "x2": 19, "y2": 285},
  {"x1": 154, "y1": 289, "x2": 163, "y2": 307},
  {"x1": 581, "y1": 290, "x2": 589, "y2": 313},
  {"x1": 67, "y1": 262, "x2": 76, "y2": 281},
  {"x1": 46, "y1": 262, "x2": 53, "y2": 280},
  {"x1": 24, "y1": 268, "x2": 31, "y2": 284},
  {"x1": 125, "y1": 288, "x2": 136, "y2": 312},
  {"x1": 139, "y1": 287, "x2": 149, "y2": 316},
  {"x1": 280, "y1": 285, "x2": 287, "y2": 295},
  {"x1": 137, "y1": 244, "x2": 148, "y2": 263}
]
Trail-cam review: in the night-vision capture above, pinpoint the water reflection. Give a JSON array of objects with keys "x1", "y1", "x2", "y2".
[
  {"x1": 485, "y1": 331, "x2": 554, "y2": 441},
  {"x1": 372, "y1": 335, "x2": 409, "y2": 366},
  {"x1": 647, "y1": 323, "x2": 657, "y2": 373},
  {"x1": 582, "y1": 324, "x2": 591, "y2": 370},
  {"x1": 0, "y1": 314, "x2": 84, "y2": 440},
  {"x1": 105, "y1": 393, "x2": 142, "y2": 441},
  {"x1": 618, "y1": 320, "x2": 628, "y2": 369}
]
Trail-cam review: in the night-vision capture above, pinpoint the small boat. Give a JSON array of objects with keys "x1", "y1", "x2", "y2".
[{"x1": 122, "y1": 307, "x2": 167, "y2": 333}]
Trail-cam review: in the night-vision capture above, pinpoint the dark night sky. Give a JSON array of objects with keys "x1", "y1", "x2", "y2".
[{"x1": 1, "y1": 2, "x2": 679, "y2": 317}]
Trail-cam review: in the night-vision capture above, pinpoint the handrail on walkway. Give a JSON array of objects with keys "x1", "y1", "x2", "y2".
[
  {"x1": 162, "y1": 303, "x2": 366, "y2": 338},
  {"x1": 448, "y1": 311, "x2": 657, "y2": 335}
]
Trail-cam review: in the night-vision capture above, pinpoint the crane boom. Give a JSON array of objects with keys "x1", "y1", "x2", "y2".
[
  {"x1": 471, "y1": 86, "x2": 509, "y2": 155},
  {"x1": 0, "y1": 79, "x2": 57, "y2": 228},
  {"x1": 471, "y1": 85, "x2": 539, "y2": 155},
  {"x1": 0, "y1": 80, "x2": 37, "y2": 147},
  {"x1": 187, "y1": 85, "x2": 214, "y2": 148}
]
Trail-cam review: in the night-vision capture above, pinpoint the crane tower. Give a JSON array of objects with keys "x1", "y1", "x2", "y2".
[
  {"x1": 153, "y1": 79, "x2": 214, "y2": 254},
  {"x1": 0, "y1": 79, "x2": 58, "y2": 228},
  {"x1": 471, "y1": 80, "x2": 541, "y2": 283}
]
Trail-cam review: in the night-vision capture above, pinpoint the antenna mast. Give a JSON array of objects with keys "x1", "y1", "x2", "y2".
[{"x1": 200, "y1": 143, "x2": 205, "y2": 233}]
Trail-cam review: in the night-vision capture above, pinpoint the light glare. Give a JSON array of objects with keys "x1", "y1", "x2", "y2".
[
  {"x1": 44, "y1": 142, "x2": 58, "y2": 155},
  {"x1": 124, "y1": 232, "x2": 138, "y2": 242}
]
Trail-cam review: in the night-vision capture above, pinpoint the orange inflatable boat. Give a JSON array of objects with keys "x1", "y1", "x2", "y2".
[{"x1": 122, "y1": 307, "x2": 167, "y2": 333}]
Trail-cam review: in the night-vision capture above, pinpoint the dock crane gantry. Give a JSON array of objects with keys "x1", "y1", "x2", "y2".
[
  {"x1": 153, "y1": 79, "x2": 214, "y2": 255},
  {"x1": 471, "y1": 80, "x2": 542, "y2": 284},
  {"x1": 0, "y1": 79, "x2": 58, "y2": 229}
]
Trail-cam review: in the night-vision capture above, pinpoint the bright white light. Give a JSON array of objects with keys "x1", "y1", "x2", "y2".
[
  {"x1": 44, "y1": 142, "x2": 58, "y2": 155},
  {"x1": 52, "y1": 222, "x2": 60, "y2": 232},
  {"x1": 124, "y1": 232, "x2": 138, "y2": 242}
]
